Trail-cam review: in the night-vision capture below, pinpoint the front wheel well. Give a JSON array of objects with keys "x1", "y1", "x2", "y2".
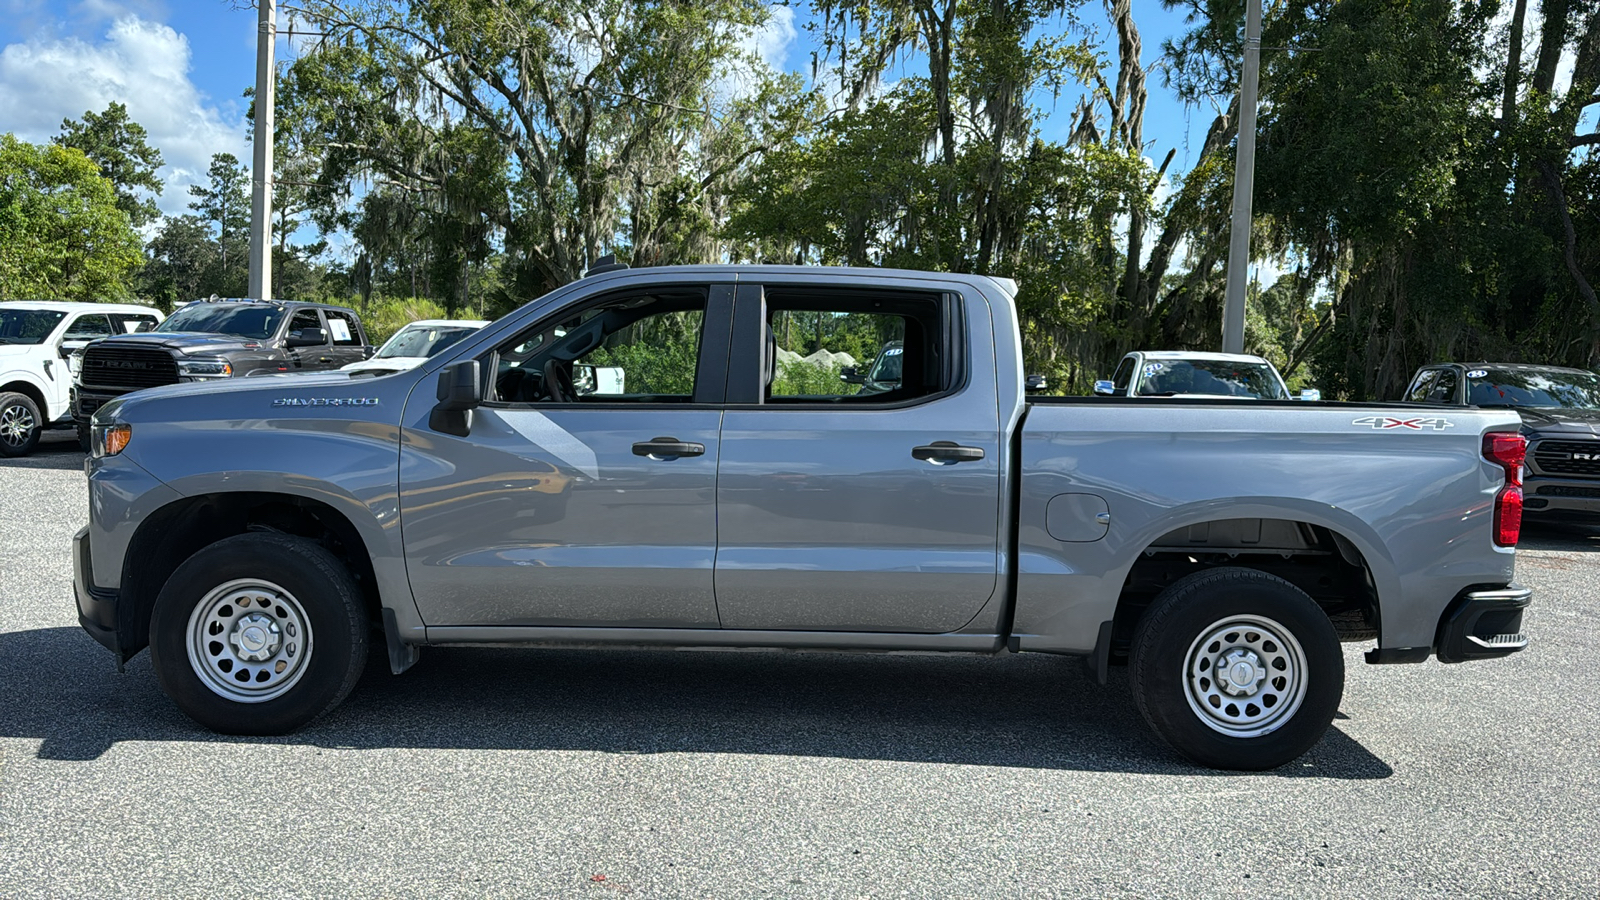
[
  {"x1": 118, "y1": 492, "x2": 382, "y2": 659},
  {"x1": 1, "y1": 380, "x2": 48, "y2": 413},
  {"x1": 1108, "y1": 518, "x2": 1380, "y2": 664}
]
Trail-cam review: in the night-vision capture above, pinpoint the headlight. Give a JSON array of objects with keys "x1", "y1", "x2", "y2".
[
  {"x1": 68, "y1": 350, "x2": 84, "y2": 377},
  {"x1": 177, "y1": 357, "x2": 233, "y2": 378},
  {"x1": 92, "y1": 423, "x2": 132, "y2": 458}
]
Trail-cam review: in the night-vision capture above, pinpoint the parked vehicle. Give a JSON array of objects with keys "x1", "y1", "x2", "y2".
[
  {"x1": 1404, "y1": 362, "x2": 1600, "y2": 522},
  {"x1": 72, "y1": 298, "x2": 373, "y2": 441},
  {"x1": 75, "y1": 265, "x2": 1529, "y2": 770},
  {"x1": 1094, "y1": 351, "x2": 1317, "y2": 400},
  {"x1": 342, "y1": 319, "x2": 488, "y2": 376},
  {"x1": 0, "y1": 301, "x2": 163, "y2": 456}
]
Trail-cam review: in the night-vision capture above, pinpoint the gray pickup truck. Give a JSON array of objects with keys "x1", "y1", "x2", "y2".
[{"x1": 74, "y1": 265, "x2": 1531, "y2": 770}]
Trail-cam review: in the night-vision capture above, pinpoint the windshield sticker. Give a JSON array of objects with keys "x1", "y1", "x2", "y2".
[
  {"x1": 1352, "y1": 416, "x2": 1455, "y2": 431},
  {"x1": 1466, "y1": 369, "x2": 1488, "y2": 379},
  {"x1": 1143, "y1": 362, "x2": 1165, "y2": 377},
  {"x1": 328, "y1": 318, "x2": 352, "y2": 342},
  {"x1": 884, "y1": 347, "x2": 903, "y2": 356}
]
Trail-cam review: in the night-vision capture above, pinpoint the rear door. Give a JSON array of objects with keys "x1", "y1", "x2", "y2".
[
  {"x1": 400, "y1": 281, "x2": 732, "y2": 628},
  {"x1": 712, "y1": 283, "x2": 1003, "y2": 633}
]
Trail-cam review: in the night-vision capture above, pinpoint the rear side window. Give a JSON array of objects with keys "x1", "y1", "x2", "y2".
[
  {"x1": 64, "y1": 315, "x2": 114, "y2": 340},
  {"x1": 762, "y1": 291, "x2": 945, "y2": 404},
  {"x1": 324, "y1": 310, "x2": 362, "y2": 346},
  {"x1": 110, "y1": 313, "x2": 159, "y2": 334}
]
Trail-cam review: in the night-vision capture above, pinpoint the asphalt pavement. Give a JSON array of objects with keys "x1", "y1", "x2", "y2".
[{"x1": 2, "y1": 429, "x2": 1597, "y2": 897}]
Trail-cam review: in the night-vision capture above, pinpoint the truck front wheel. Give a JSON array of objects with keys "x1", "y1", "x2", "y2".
[
  {"x1": 1130, "y1": 567, "x2": 1344, "y2": 770},
  {"x1": 149, "y1": 533, "x2": 370, "y2": 735},
  {"x1": 0, "y1": 392, "x2": 42, "y2": 457}
]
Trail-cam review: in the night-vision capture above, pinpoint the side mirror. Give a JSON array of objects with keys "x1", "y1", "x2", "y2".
[
  {"x1": 430, "y1": 360, "x2": 481, "y2": 436},
  {"x1": 59, "y1": 339, "x2": 89, "y2": 358},
  {"x1": 840, "y1": 366, "x2": 866, "y2": 385},
  {"x1": 1093, "y1": 380, "x2": 1117, "y2": 397},
  {"x1": 286, "y1": 327, "x2": 328, "y2": 348},
  {"x1": 572, "y1": 364, "x2": 598, "y2": 396},
  {"x1": 1024, "y1": 374, "x2": 1048, "y2": 393},
  {"x1": 1298, "y1": 389, "x2": 1321, "y2": 402}
]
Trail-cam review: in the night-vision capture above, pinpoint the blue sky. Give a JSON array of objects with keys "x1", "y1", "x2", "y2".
[{"x1": 0, "y1": 1, "x2": 1217, "y2": 228}]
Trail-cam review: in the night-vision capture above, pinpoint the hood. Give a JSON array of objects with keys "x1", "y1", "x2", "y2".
[
  {"x1": 92, "y1": 331, "x2": 268, "y2": 356},
  {"x1": 1513, "y1": 406, "x2": 1600, "y2": 436}
]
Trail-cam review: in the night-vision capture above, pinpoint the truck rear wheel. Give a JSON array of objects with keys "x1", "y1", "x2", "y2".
[
  {"x1": 149, "y1": 533, "x2": 369, "y2": 735},
  {"x1": 0, "y1": 392, "x2": 42, "y2": 457},
  {"x1": 1130, "y1": 567, "x2": 1344, "y2": 770}
]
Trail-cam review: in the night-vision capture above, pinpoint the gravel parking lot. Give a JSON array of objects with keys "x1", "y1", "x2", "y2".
[{"x1": 3, "y1": 429, "x2": 1598, "y2": 897}]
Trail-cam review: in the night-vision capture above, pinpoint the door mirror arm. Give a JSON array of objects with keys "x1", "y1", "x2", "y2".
[{"x1": 430, "y1": 360, "x2": 482, "y2": 436}]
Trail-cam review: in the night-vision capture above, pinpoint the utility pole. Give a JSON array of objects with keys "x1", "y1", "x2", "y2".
[
  {"x1": 1221, "y1": 0, "x2": 1261, "y2": 354},
  {"x1": 248, "y1": 0, "x2": 276, "y2": 299}
]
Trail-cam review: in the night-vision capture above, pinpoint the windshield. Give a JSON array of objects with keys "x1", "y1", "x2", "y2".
[
  {"x1": 0, "y1": 309, "x2": 67, "y2": 345},
  {"x1": 867, "y1": 343, "x2": 903, "y2": 384},
  {"x1": 1135, "y1": 359, "x2": 1288, "y2": 399},
  {"x1": 156, "y1": 304, "x2": 285, "y2": 340},
  {"x1": 376, "y1": 324, "x2": 480, "y2": 359},
  {"x1": 1467, "y1": 368, "x2": 1600, "y2": 409}
]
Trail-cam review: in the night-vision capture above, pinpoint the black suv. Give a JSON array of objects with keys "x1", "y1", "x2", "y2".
[
  {"x1": 73, "y1": 299, "x2": 372, "y2": 436},
  {"x1": 1404, "y1": 362, "x2": 1600, "y2": 522}
]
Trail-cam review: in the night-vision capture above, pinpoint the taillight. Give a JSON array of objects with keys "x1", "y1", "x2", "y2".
[{"x1": 1483, "y1": 432, "x2": 1526, "y2": 547}]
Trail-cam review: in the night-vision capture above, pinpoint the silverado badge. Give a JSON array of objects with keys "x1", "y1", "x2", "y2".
[{"x1": 272, "y1": 397, "x2": 380, "y2": 407}]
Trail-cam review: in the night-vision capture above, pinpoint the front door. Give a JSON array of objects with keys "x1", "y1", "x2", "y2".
[
  {"x1": 713, "y1": 285, "x2": 1003, "y2": 633},
  {"x1": 400, "y1": 282, "x2": 731, "y2": 628}
]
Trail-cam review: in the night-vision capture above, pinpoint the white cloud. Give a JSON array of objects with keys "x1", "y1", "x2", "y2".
[{"x1": 0, "y1": 15, "x2": 247, "y2": 217}]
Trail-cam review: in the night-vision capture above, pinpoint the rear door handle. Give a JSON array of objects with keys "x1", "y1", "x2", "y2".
[
  {"x1": 632, "y1": 437, "x2": 705, "y2": 459},
  {"x1": 912, "y1": 441, "x2": 985, "y2": 464}
]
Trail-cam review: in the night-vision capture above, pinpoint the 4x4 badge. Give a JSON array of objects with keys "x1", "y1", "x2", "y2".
[{"x1": 1351, "y1": 416, "x2": 1455, "y2": 431}]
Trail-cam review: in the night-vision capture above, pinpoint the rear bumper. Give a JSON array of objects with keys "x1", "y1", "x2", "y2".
[
  {"x1": 1366, "y1": 583, "x2": 1531, "y2": 665},
  {"x1": 1434, "y1": 584, "x2": 1531, "y2": 664},
  {"x1": 73, "y1": 525, "x2": 121, "y2": 656}
]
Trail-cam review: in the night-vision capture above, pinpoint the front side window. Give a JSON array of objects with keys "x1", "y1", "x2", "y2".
[
  {"x1": 1407, "y1": 370, "x2": 1440, "y2": 403},
  {"x1": 1135, "y1": 359, "x2": 1288, "y2": 399},
  {"x1": 157, "y1": 304, "x2": 285, "y2": 340},
  {"x1": 0, "y1": 309, "x2": 66, "y2": 344},
  {"x1": 1424, "y1": 368, "x2": 1459, "y2": 403},
  {"x1": 288, "y1": 309, "x2": 324, "y2": 343},
  {"x1": 490, "y1": 288, "x2": 707, "y2": 404},
  {"x1": 1468, "y1": 368, "x2": 1600, "y2": 409},
  {"x1": 1112, "y1": 357, "x2": 1136, "y2": 392}
]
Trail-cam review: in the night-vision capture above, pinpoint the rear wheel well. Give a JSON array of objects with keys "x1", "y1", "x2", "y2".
[
  {"x1": 1108, "y1": 518, "x2": 1379, "y2": 664},
  {"x1": 118, "y1": 492, "x2": 382, "y2": 658}
]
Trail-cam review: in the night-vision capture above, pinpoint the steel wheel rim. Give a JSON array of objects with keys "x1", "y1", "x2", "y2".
[
  {"x1": 186, "y1": 579, "x2": 314, "y2": 703},
  {"x1": 1183, "y1": 614, "x2": 1308, "y2": 738},
  {"x1": 0, "y1": 403, "x2": 35, "y2": 447}
]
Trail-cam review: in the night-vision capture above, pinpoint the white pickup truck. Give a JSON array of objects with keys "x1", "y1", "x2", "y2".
[
  {"x1": 1094, "y1": 351, "x2": 1318, "y2": 401},
  {"x1": 0, "y1": 301, "x2": 163, "y2": 456}
]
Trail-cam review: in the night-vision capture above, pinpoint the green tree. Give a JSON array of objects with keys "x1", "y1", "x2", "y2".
[
  {"x1": 0, "y1": 133, "x2": 143, "y2": 301},
  {"x1": 53, "y1": 102, "x2": 165, "y2": 228},
  {"x1": 187, "y1": 152, "x2": 251, "y2": 296}
]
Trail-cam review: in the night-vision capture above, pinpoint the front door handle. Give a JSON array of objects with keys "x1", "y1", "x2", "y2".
[
  {"x1": 632, "y1": 437, "x2": 705, "y2": 459},
  {"x1": 912, "y1": 441, "x2": 986, "y2": 464}
]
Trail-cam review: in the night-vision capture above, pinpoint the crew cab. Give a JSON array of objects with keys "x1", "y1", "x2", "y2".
[
  {"x1": 1405, "y1": 362, "x2": 1600, "y2": 523},
  {"x1": 1094, "y1": 351, "x2": 1316, "y2": 400},
  {"x1": 75, "y1": 266, "x2": 1530, "y2": 770},
  {"x1": 72, "y1": 298, "x2": 372, "y2": 436},
  {"x1": 0, "y1": 301, "x2": 163, "y2": 456}
]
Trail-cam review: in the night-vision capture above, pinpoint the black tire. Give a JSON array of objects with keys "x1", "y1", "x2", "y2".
[
  {"x1": 148, "y1": 533, "x2": 369, "y2": 735},
  {"x1": 76, "y1": 421, "x2": 91, "y2": 453},
  {"x1": 0, "y1": 391, "x2": 43, "y2": 457},
  {"x1": 1130, "y1": 567, "x2": 1344, "y2": 771}
]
